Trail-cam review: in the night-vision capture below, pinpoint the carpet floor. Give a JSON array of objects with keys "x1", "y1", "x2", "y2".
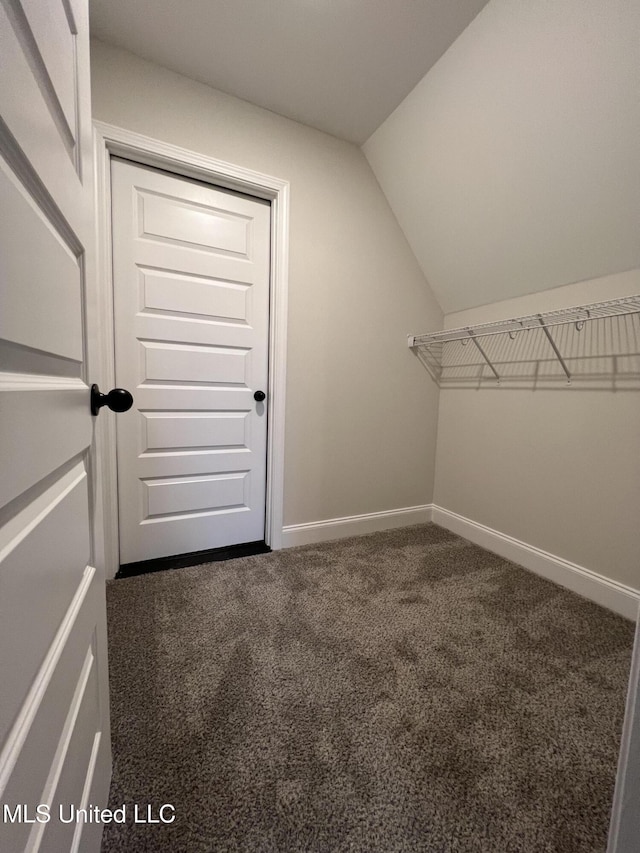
[{"x1": 102, "y1": 524, "x2": 634, "y2": 853}]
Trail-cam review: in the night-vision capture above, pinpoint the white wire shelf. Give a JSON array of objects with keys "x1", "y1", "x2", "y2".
[{"x1": 408, "y1": 294, "x2": 640, "y2": 386}]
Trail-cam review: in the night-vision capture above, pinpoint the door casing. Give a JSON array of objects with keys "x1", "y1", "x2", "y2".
[{"x1": 93, "y1": 121, "x2": 290, "y2": 578}]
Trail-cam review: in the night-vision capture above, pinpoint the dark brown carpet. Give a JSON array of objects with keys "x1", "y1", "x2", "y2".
[{"x1": 102, "y1": 524, "x2": 634, "y2": 853}]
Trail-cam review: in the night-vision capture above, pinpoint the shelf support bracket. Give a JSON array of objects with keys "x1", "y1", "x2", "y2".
[
  {"x1": 468, "y1": 329, "x2": 500, "y2": 383},
  {"x1": 537, "y1": 315, "x2": 571, "y2": 383}
]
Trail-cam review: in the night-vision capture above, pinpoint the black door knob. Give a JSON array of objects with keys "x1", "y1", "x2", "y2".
[
  {"x1": 254, "y1": 390, "x2": 266, "y2": 402},
  {"x1": 91, "y1": 384, "x2": 134, "y2": 416}
]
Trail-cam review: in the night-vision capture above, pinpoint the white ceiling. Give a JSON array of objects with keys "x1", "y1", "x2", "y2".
[{"x1": 89, "y1": 0, "x2": 489, "y2": 144}]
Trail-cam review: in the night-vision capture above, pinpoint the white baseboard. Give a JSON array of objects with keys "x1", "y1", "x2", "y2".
[
  {"x1": 282, "y1": 504, "x2": 434, "y2": 549},
  {"x1": 432, "y1": 505, "x2": 640, "y2": 621}
]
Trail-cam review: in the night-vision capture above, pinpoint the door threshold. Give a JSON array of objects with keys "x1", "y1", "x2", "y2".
[{"x1": 116, "y1": 541, "x2": 271, "y2": 579}]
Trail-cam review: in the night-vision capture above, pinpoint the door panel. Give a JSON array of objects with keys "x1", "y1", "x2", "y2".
[
  {"x1": 1, "y1": 608, "x2": 98, "y2": 853},
  {"x1": 138, "y1": 189, "x2": 251, "y2": 255},
  {"x1": 0, "y1": 0, "x2": 110, "y2": 850},
  {"x1": 142, "y1": 410, "x2": 250, "y2": 451},
  {"x1": 136, "y1": 448, "x2": 252, "y2": 480},
  {"x1": 20, "y1": 0, "x2": 79, "y2": 147},
  {"x1": 0, "y1": 463, "x2": 90, "y2": 738},
  {"x1": 144, "y1": 470, "x2": 250, "y2": 517},
  {"x1": 141, "y1": 268, "x2": 250, "y2": 323},
  {"x1": 0, "y1": 0, "x2": 86, "y2": 235},
  {"x1": 134, "y1": 239, "x2": 252, "y2": 281},
  {"x1": 112, "y1": 159, "x2": 270, "y2": 564},
  {"x1": 141, "y1": 340, "x2": 250, "y2": 385},
  {"x1": 0, "y1": 156, "x2": 83, "y2": 360},
  {"x1": 0, "y1": 383, "x2": 89, "y2": 508},
  {"x1": 37, "y1": 649, "x2": 100, "y2": 853}
]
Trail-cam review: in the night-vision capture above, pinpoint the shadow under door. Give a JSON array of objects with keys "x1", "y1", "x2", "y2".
[{"x1": 110, "y1": 159, "x2": 271, "y2": 567}]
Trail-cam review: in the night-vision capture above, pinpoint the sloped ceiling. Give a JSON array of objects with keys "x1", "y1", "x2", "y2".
[
  {"x1": 89, "y1": 0, "x2": 489, "y2": 145},
  {"x1": 363, "y1": 0, "x2": 640, "y2": 313}
]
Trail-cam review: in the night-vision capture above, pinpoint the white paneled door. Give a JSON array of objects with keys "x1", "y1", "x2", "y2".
[
  {"x1": 111, "y1": 160, "x2": 271, "y2": 565},
  {"x1": 0, "y1": 0, "x2": 110, "y2": 851}
]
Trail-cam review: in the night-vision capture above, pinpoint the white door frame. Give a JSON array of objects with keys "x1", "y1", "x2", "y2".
[{"x1": 93, "y1": 121, "x2": 289, "y2": 578}]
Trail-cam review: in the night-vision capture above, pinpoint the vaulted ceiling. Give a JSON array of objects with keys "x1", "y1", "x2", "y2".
[{"x1": 89, "y1": 0, "x2": 489, "y2": 145}]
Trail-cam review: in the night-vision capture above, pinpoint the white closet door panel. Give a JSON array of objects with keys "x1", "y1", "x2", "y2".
[
  {"x1": 128, "y1": 387, "x2": 255, "y2": 411},
  {"x1": 20, "y1": 0, "x2": 78, "y2": 145},
  {"x1": 37, "y1": 652, "x2": 100, "y2": 853},
  {"x1": 112, "y1": 159, "x2": 270, "y2": 563},
  {"x1": 141, "y1": 268, "x2": 250, "y2": 323},
  {"x1": 0, "y1": 2, "x2": 87, "y2": 242},
  {"x1": 144, "y1": 470, "x2": 250, "y2": 518},
  {"x1": 129, "y1": 163, "x2": 265, "y2": 219},
  {"x1": 142, "y1": 410, "x2": 250, "y2": 452},
  {"x1": 1, "y1": 588, "x2": 98, "y2": 853},
  {"x1": 134, "y1": 510, "x2": 258, "y2": 560},
  {"x1": 132, "y1": 241, "x2": 258, "y2": 285},
  {"x1": 136, "y1": 451, "x2": 252, "y2": 480},
  {"x1": 141, "y1": 341, "x2": 251, "y2": 386},
  {"x1": 138, "y1": 190, "x2": 251, "y2": 256},
  {"x1": 133, "y1": 315, "x2": 256, "y2": 350},
  {"x1": 0, "y1": 463, "x2": 90, "y2": 742},
  {"x1": 0, "y1": 156, "x2": 82, "y2": 361},
  {"x1": 0, "y1": 383, "x2": 90, "y2": 509}
]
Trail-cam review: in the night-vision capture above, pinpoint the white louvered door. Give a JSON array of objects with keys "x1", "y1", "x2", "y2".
[
  {"x1": 0, "y1": 1, "x2": 111, "y2": 851},
  {"x1": 111, "y1": 159, "x2": 271, "y2": 566}
]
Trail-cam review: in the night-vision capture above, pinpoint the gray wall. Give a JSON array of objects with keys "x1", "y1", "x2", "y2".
[
  {"x1": 90, "y1": 39, "x2": 443, "y2": 529},
  {"x1": 433, "y1": 271, "x2": 640, "y2": 589}
]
